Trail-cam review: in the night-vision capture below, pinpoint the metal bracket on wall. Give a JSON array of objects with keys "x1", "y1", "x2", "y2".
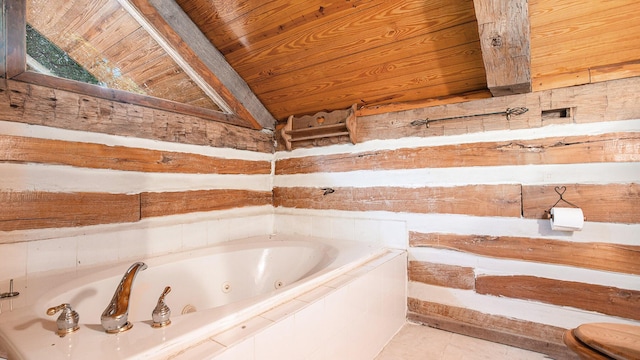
[{"x1": 410, "y1": 107, "x2": 528, "y2": 128}]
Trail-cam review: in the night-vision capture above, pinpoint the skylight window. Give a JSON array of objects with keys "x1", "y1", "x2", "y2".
[{"x1": 25, "y1": 0, "x2": 223, "y2": 112}]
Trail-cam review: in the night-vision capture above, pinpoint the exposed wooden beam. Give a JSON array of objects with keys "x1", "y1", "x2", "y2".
[
  {"x1": 124, "y1": 0, "x2": 276, "y2": 130},
  {"x1": 4, "y1": 0, "x2": 25, "y2": 78},
  {"x1": 473, "y1": 0, "x2": 531, "y2": 96},
  {"x1": 0, "y1": 0, "x2": 5, "y2": 77}
]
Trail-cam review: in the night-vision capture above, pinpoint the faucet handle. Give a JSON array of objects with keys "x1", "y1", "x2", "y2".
[
  {"x1": 152, "y1": 286, "x2": 171, "y2": 328},
  {"x1": 47, "y1": 303, "x2": 79, "y2": 337}
]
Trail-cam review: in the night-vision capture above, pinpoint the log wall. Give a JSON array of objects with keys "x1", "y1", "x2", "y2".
[
  {"x1": 0, "y1": 78, "x2": 274, "y2": 280},
  {"x1": 273, "y1": 77, "x2": 640, "y2": 358}
]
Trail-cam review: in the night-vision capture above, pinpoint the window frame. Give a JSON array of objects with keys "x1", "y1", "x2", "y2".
[{"x1": 1, "y1": 0, "x2": 247, "y2": 126}]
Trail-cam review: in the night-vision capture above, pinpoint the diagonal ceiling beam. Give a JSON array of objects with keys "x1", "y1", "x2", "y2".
[
  {"x1": 473, "y1": 0, "x2": 532, "y2": 97},
  {"x1": 123, "y1": 0, "x2": 276, "y2": 130}
]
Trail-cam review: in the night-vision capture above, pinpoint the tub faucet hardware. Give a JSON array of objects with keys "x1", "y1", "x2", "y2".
[
  {"x1": 151, "y1": 286, "x2": 171, "y2": 328},
  {"x1": 47, "y1": 303, "x2": 79, "y2": 337},
  {"x1": 101, "y1": 262, "x2": 147, "y2": 333},
  {"x1": 0, "y1": 279, "x2": 20, "y2": 298}
]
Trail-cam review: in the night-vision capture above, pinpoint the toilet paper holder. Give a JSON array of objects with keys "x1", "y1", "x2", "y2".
[{"x1": 545, "y1": 186, "x2": 586, "y2": 221}]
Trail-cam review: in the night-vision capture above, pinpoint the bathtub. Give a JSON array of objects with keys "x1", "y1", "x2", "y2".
[{"x1": 0, "y1": 235, "x2": 403, "y2": 359}]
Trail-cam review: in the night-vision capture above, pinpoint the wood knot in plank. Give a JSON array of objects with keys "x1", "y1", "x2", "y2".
[{"x1": 491, "y1": 34, "x2": 503, "y2": 47}]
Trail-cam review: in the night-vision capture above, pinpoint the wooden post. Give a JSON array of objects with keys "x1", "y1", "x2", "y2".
[{"x1": 473, "y1": 0, "x2": 531, "y2": 96}]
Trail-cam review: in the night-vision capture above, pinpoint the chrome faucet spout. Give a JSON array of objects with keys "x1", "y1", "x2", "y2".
[{"x1": 100, "y1": 261, "x2": 147, "y2": 333}]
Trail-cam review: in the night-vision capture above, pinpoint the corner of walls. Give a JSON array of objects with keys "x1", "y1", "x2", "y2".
[{"x1": 270, "y1": 78, "x2": 640, "y2": 357}]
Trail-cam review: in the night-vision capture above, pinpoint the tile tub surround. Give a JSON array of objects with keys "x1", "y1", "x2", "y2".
[
  {"x1": 172, "y1": 249, "x2": 407, "y2": 360},
  {"x1": 0, "y1": 237, "x2": 405, "y2": 360}
]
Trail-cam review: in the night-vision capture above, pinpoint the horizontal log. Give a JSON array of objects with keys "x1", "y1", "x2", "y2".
[
  {"x1": 408, "y1": 261, "x2": 474, "y2": 289},
  {"x1": 0, "y1": 135, "x2": 271, "y2": 174},
  {"x1": 0, "y1": 191, "x2": 140, "y2": 231},
  {"x1": 356, "y1": 90, "x2": 492, "y2": 117},
  {"x1": 407, "y1": 299, "x2": 576, "y2": 360},
  {"x1": 522, "y1": 183, "x2": 640, "y2": 223},
  {"x1": 409, "y1": 232, "x2": 640, "y2": 275},
  {"x1": 273, "y1": 185, "x2": 521, "y2": 217},
  {"x1": 0, "y1": 80, "x2": 274, "y2": 153},
  {"x1": 141, "y1": 189, "x2": 272, "y2": 218},
  {"x1": 0, "y1": 189, "x2": 272, "y2": 230},
  {"x1": 357, "y1": 77, "x2": 640, "y2": 142},
  {"x1": 475, "y1": 275, "x2": 640, "y2": 321},
  {"x1": 275, "y1": 132, "x2": 640, "y2": 174},
  {"x1": 13, "y1": 69, "x2": 242, "y2": 124}
]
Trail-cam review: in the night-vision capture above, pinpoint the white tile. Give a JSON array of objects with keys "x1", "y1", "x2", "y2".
[
  {"x1": 325, "y1": 323, "x2": 352, "y2": 360},
  {"x1": 293, "y1": 299, "x2": 327, "y2": 358},
  {"x1": 182, "y1": 221, "x2": 208, "y2": 249},
  {"x1": 323, "y1": 273, "x2": 355, "y2": 289},
  {"x1": 330, "y1": 217, "x2": 355, "y2": 240},
  {"x1": 207, "y1": 219, "x2": 230, "y2": 245},
  {"x1": 296, "y1": 285, "x2": 334, "y2": 303},
  {"x1": 276, "y1": 215, "x2": 312, "y2": 236},
  {"x1": 379, "y1": 220, "x2": 407, "y2": 249},
  {"x1": 353, "y1": 218, "x2": 381, "y2": 244},
  {"x1": 260, "y1": 299, "x2": 307, "y2": 321},
  {"x1": 213, "y1": 316, "x2": 272, "y2": 347},
  {"x1": 77, "y1": 232, "x2": 118, "y2": 267},
  {"x1": 145, "y1": 224, "x2": 183, "y2": 254},
  {"x1": 228, "y1": 216, "x2": 267, "y2": 239},
  {"x1": 118, "y1": 228, "x2": 150, "y2": 261},
  {"x1": 172, "y1": 339, "x2": 226, "y2": 360},
  {"x1": 212, "y1": 338, "x2": 254, "y2": 360},
  {"x1": 324, "y1": 283, "x2": 353, "y2": 332},
  {"x1": 304, "y1": 346, "x2": 325, "y2": 360},
  {"x1": 26, "y1": 237, "x2": 77, "y2": 274},
  {"x1": 254, "y1": 317, "x2": 296, "y2": 360},
  {"x1": 0, "y1": 242, "x2": 27, "y2": 280},
  {"x1": 311, "y1": 216, "x2": 333, "y2": 239}
]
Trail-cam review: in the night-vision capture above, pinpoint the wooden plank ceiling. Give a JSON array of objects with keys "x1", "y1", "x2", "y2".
[
  {"x1": 177, "y1": 0, "x2": 640, "y2": 122},
  {"x1": 23, "y1": 0, "x2": 640, "y2": 126}
]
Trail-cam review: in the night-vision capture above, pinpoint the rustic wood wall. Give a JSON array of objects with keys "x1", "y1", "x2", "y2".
[
  {"x1": 0, "y1": 79, "x2": 273, "y2": 234},
  {"x1": 273, "y1": 77, "x2": 640, "y2": 359}
]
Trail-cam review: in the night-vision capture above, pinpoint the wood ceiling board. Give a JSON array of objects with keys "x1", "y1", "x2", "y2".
[
  {"x1": 224, "y1": 0, "x2": 477, "y2": 77},
  {"x1": 266, "y1": 74, "x2": 488, "y2": 120},
  {"x1": 247, "y1": 20, "x2": 481, "y2": 93},
  {"x1": 530, "y1": 0, "x2": 640, "y2": 88},
  {"x1": 185, "y1": 0, "x2": 380, "y2": 57},
  {"x1": 260, "y1": 42, "x2": 486, "y2": 114},
  {"x1": 184, "y1": 0, "x2": 483, "y2": 119},
  {"x1": 81, "y1": 10, "x2": 141, "y2": 53},
  {"x1": 101, "y1": 28, "x2": 167, "y2": 74}
]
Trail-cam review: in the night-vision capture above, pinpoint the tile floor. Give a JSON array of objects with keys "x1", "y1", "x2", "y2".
[{"x1": 375, "y1": 323, "x2": 552, "y2": 360}]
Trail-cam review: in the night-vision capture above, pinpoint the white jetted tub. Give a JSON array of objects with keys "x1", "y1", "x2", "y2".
[{"x1": 0, "y1": 235, "x2": 395, "y2": 359}]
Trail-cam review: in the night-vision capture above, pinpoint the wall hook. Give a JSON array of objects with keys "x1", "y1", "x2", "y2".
[{"x1": 322, "y1": 188, "x2": 335, "y2": 195}]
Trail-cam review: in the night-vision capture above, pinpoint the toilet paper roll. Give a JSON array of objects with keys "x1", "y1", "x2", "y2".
[{"x1": 550, "y1": 207, "x2": 584, "y2": 231}]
